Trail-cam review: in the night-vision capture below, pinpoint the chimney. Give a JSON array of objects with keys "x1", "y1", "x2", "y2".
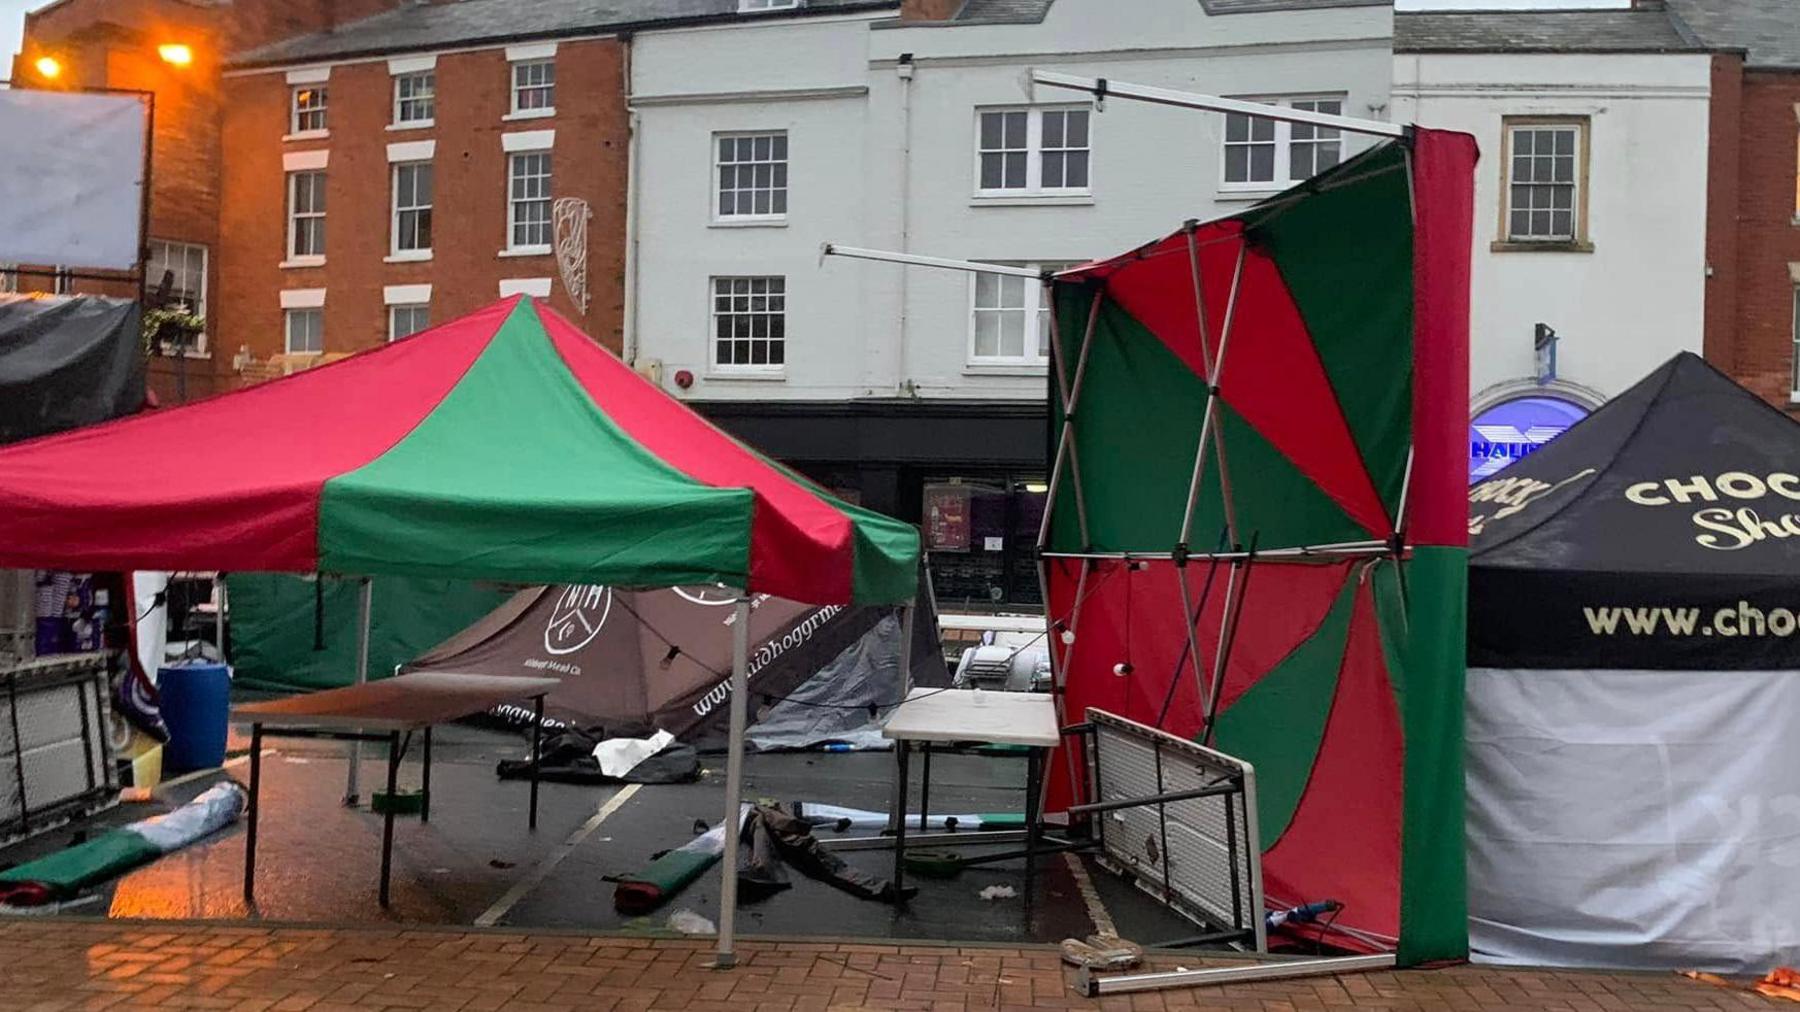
[{"x1": 900, "y1": 0, "x2": 962, "y2": 21}]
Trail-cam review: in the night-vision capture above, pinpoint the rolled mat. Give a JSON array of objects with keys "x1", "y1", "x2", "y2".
[
  {"x1": 0, "y1": 782, "x2": 245, "y2": 901},
  {"x1": 612, "y1": 805, "x2": 748, "y2": 916}
]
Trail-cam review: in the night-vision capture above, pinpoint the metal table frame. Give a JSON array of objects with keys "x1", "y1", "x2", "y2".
[
  {"x1": 888, "y1": 737, "x2": 1064, "y2": 898},
  {"x1": 241, "y1": 692, "x2": 548, "y2": 909}
]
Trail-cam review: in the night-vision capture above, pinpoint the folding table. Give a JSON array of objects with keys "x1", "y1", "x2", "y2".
[
  {"x1": 231, "y1": 671, "x2": 559, "y2": 907},
  {"x1": 880, "y1": 687, "x2": 1061, "y2": 896}
]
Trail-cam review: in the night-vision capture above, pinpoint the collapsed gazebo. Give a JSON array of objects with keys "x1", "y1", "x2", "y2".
[
  {"x1": 1035, "y1": 124, "x2": 1478, "y2": 966},
  {"x1": 0, "y1": 295, "x2": 919, "y2": 961}
]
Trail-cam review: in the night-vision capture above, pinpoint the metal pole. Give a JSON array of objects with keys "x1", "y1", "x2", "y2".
[
  {"x1": 1074, "y1": 953, "x2": 1397, "y2": 997},
  {"x1": 345, "y1": 578, "x2": 371, "y2": 806},
  {"x1": 896, "y1": 603, "x2": 915, "y2": 701},
  {"x1": 713, "y1": 594, "x2": 753, "y2": 969},
  {"x1": 1028, "y1": 70, "x2": 1406, "y2": 140},
  {"x1": 820, "y1": 243, "x2": 1044, "y2": 278},
  {"x1": 213, "y1": 575, "x2": 227, "y2": 666}
]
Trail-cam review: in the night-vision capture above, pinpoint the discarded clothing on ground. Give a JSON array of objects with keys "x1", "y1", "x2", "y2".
[
  {"x1": 0, "y1": 782, "x2": 245, "y2": 902},
  {"x1": 609, "y1": 804, "x2": 912, "y2": 914},
  {"x1": 496, "y1": 727, "x2": 699, "y2": 785}
]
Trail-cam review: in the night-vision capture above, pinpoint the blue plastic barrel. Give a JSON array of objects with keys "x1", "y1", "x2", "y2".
[{"x1": 159, "y1": 662, "x2": 231, "y2": 773}]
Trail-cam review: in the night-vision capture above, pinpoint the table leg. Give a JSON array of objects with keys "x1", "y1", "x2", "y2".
[
  {"x1": 529, "y1": 695, "x2": 544, "y2": 831},
  {"x1": 1024, "y1": 747, "x2": 1044, "y2": 891},
  {"x1": 244, "y1": 723, "x2": 262, "y2": 907},
  {"x1": 892, "y1": 739, "x2": 910, "y2": 901},
  {"x1": 380, "y1": 730, "x2": 400, "y2": 908},
  {"x1": 919, "y1": 742, "x2": 931, "y2": 833},
  {"x1": 421, "y1": 726, "x2": 432, "y2": 824}
]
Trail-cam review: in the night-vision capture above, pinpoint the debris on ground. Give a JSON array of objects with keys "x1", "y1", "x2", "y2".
[
  {"x1": 487, "y1": 859, "x2": 515, "y2": 869},
  {"x1": 1060, "y1": 934, "x2": 1144, "y2": 970},
  {"x1": 979, "y1": 885, "x2": 1016, "y2": 901},
  {"x1": 666, "y1": 909, "x2": 716, "y2": 935}
]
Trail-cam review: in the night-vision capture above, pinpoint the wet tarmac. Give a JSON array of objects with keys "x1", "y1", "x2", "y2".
[{"x1": 0, "y1": 721, "x2": 1203, "y2": 948}]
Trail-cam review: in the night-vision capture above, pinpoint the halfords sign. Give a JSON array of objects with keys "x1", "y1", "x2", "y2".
[{"x1": 1625, "y1": 472, "x2": 1800, "y2": 552}]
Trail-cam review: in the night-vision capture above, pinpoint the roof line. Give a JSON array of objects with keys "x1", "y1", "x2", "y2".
[{"x1": 225, "y1": 1, "x2": 898, "y2": 71}]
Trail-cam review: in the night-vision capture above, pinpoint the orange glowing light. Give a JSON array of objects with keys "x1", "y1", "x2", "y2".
[
  {"x1": 33, "y1": 55, "x2": 62, "y2": 79},
  {"x1": 157, "y1": 43, "x2": 194, "y2": 67}
]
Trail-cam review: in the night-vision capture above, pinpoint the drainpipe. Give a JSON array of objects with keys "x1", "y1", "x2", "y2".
[
  {"x1": 622, "y1": 34, "x2": 643, "y2": 364},
  {"x1": 894, "y1": 53, "x2": 915, "y2": 395}
]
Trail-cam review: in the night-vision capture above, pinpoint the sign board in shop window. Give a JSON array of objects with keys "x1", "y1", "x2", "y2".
[{"x1": 924, "y1": 483, "x2": 972, "y2": 552}]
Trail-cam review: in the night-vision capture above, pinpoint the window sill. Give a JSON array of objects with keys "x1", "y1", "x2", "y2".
[
  {"x1": 964, "y1": 363, "x2": 1049, "y2": 377},
  {"x1": 503, "y1": 108, "x2": 556, "y2": 122},
  {"x1": 707, "y1": 370, "x2": 787, "y2": 381},
  {"x1": 497, "y1": 246, "x2": 552, "y2": 258},
  {"x1": 279, "y1": 256, "x2": 326, "y2": 269},
  {"x1": 283, "y1": 129, "x2": 329, "y2": 143},
  {"x1": 151, "y1": 346, "x2": 212, "y2": 361},
  {"x1": 969, "y1": 193, "x2": 1094, "y2": 208},
  {"x1": 385, "y1": 251, "x2": 434, "y2": 263},
  {"x1": 709, "y1": 217, "x2": 788, "y2": 229},
  {"x1": 1490, "y1": 240, "x2": 1595, "y2": 254},
  {"x1": 387, "y1": 120, "x2": 435, "y2": 132}
]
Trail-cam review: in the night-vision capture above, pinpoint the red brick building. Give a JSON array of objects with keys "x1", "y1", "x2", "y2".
[
  {"x1": 1669, "y1": 1, "x2": 1800, "y2": 407},
  {"x1": 217, "y1": 32, "x2": 629, "y2": 373}
]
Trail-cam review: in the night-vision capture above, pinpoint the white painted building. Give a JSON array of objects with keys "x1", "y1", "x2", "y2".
[
  {"x1": 1392, "y1": 7, "x2": 1714, "y2": 481},
  {"x1": 630, "y1": 0, "x2": 1392, "y2": 605}
]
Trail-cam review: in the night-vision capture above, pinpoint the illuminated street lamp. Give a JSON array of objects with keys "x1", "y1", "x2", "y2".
[
  {"x1": 157, "y1": 43, "x2": 193, "y2": 67},
  {"x1": 33, "y1": 55, "x2": 62, "y2": 80}
]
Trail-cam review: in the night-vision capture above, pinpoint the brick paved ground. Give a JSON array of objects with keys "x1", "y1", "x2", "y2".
[{"x1": 0, "y1": 920, "x2": 1773, "y2": 1011}]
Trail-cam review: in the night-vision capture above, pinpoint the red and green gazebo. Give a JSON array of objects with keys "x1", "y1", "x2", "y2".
[
  {"x1": 0, "y1": 294, "x2": 920, "y2": 962},
  {"x1": 1036, "y1": 126, "x2": 1478, "y2": 966}
]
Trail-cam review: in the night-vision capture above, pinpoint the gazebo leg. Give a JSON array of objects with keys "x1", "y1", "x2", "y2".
[{"x1": 713, "y1": 594, "x2": 752, "y2": 969}]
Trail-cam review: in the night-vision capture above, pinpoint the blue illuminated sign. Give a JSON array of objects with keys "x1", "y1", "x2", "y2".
[{"x1": 1469, "y1": 395, "x2": 1589, "y2": 482}]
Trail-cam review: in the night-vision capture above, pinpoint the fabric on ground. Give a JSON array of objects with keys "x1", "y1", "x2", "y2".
[
  {"x1": 495, "y1": 729, "x2": 699, "y2": 785},
  {"x1": 1467, "y1": 666, "x2": 1800, "y2": 972},
  {"x1": 747, "y1": 613, "x2": 905, "y2": 751}
]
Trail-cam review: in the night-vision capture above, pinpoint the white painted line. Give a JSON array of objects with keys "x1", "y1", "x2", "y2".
[
  {"x1": 1064, "y1": 851, "x2": 1117, "y2": 938},
  {"x1": 474, "y1": 782, "x2": 641, "y2": 927}
]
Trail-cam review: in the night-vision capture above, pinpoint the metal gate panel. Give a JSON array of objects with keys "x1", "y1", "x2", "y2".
[{"x1": 1088, "y1": 708, "x2": 1264, "y2": 950}]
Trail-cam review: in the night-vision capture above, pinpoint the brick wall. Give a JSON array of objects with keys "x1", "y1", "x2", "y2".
[
  {"x1": 216, "y1": 39, "x2": 630, "y2": 371},
  {"x1": 1713, "y1": 67, "x2": 1800, "y2": 407}
]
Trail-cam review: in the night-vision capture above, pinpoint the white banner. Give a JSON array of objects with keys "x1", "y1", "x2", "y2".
[
  {"x1": 1468, "y1": 666, "x2": 1800, "y2": 971},
  {"x1": 0, "y1": 90, "x2": 147, "y2": 270}
]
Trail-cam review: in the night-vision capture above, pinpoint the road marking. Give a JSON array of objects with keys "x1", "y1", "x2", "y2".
[
  {"x1": 474, "y1": 782, "x2": 641, "y2": 927},
  {"x1": 1064, "y1": 851, "x2": 1117, "y2": 937}
]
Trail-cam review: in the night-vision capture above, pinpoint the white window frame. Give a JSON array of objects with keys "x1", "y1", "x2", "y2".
[
  {"x1": 284, "y1": 307, "x2": 324, "y2": 355},
  {"x1": 52, "y1": 267, "x2": 72, "y2": 296},
  {"x1": 1216, "y1": 94, "x2": 1346, "y2": 192},
  {"x1": 966, "y1": 262, "x2": 1073, "y2": 369},
  {"x1": 973, "y1": 105, "x2": 1092, "y2": 199},
  {"x1": 509, "y1": 58, "x2": 556, "y2": 118},
  {"x1": 393, "y1": 69, "x2": 435, "y2": 127},
  {"x1": 290, "y1": 85, "x2": 328, "y2": 136},
  {"x1": 710, "y1": 275, "x2": 787, "y2": 376},
  {"x1": 1219, "y1": 94, "x2": 1347, "y2": 193},
  {"x1": 739, "y1": 0, "x2": 800, "y2": 10},
  {"x1": 286, "y1": 170, "x2": 327, "y2": 264},
  {"x1": 506, "y1": 151, "x2": 553, "y2": 254},
  {"x1": 1499, "y1": 117, "x2": 1588, "y2": 247},
  {"x1": 147, "y1": 239, "x2": 209, "y2": 354},
  {"x1": 713, "y1": 130, "x2": 789, "y2": 223},
  {"x1": 389, "y1": 303, "x2": 430, "y2": 341},
  {"x1": 391, "y1": 161, "x2": 434, "y2": 257},
  {"x1": 1790, "y1": 280, "x2": 1800, "y2": 401},
  {"x1": 0, "y1": 264, "x2": 14, "y2": 294}
]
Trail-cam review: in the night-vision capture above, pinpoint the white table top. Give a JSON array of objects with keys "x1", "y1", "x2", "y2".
[{"x1": 881, "y1": 687, "x2": 1060, "y2": 748}]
